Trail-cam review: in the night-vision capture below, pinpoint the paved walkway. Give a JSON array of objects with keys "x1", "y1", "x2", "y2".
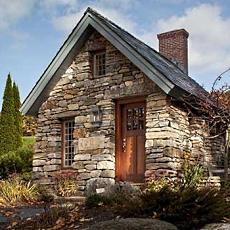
[{"x1": 0, "y1": 206, "x2": 46, "y2": 229}]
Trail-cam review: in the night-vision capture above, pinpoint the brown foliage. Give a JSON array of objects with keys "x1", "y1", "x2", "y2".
[
  {"x1": 22, "y1": 115, "x2": 37, "y2": 136},
  {"x1": 180, "y1": 69, "x2": 230, "y2": 138}
]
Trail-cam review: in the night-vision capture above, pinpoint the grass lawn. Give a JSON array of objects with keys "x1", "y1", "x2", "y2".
[{"x1": 22, "y1": 136, "x2": 35, "y2": 147}]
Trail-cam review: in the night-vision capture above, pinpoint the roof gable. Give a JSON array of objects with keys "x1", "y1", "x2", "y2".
[{"x1": 21, "y1": 7, "x2": 208, "y2": 116}]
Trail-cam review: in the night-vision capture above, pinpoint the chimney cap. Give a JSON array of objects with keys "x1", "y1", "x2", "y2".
[{"x1": 157, "y1": 29, "x2": 189, "y2": 39}]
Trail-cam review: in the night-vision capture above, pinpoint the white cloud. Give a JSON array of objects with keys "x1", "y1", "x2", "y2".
[
  {"x1": 92, "y1": 0, "x2": 136, "y2": 12},
  {"x1": 0, "y1": 0, "x2": 35, "y2": 31},
  {"x1": 52, "y1": 9, "x2": 84, "y2": 33},
  {"x1": 40, "y1": 0, "x2": 137, "y2": 35},
  {"x1": 88, "y1": 3, "x2": 137, "y2": 33},
  {"x1": 40, "y1": 0, "x2": 77, "y2": 9},
  {"x1": 39, "y1": 0, "x2": 79, "y2": 15},
  {"x1": 153, "y1": 4, "x2": 230, "y2": 85},
  {"x1": 39, "y1": 1, "x2": 230, "y2": 88}
]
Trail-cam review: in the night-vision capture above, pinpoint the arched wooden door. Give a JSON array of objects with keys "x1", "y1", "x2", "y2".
[{"x1": 115, "y1": 98, "x2": 146, "y2": 183}]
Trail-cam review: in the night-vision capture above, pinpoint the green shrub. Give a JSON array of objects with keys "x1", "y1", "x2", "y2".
[
  {"x1": 85, "y1": 193, "x2": 115, "y2": 208},
  {"x1": 0, "y1": 151, "x2": 23, "y2": 178},
  {"x1": 0, "y1": 138, "x2": 34, "y2": 178},
  {"x1": 17, "y1": 145, "x2": 33, "y2": 172},
  {"x1": 104, "y1": 183, "x2": 141, "y2": 204},
  {"x1": 181, "y1": 160, "x2": 204, "y2": 189},
  {"x1": 147, "y1": 177, "x2": 179, "y2": 193},
  {"x1": 13, "y1": 82, "x2": 23, "y2": 149},
  {"x1": 37, "y1": 185, "x2": 54, "y2": 203},
  {"x1": 112, "y1": 183, "x2": 230, "y2": 229},
  {"x1": 85, "y1": 184, "x2": 133, "y2": 207},
  {"x1": 138, "y1": 187, "x2": 230, "y2": 229},
  {"x1": 86, "y1": 183, "x2": 142, "y2": 212},
  {"x1": 20, "y1": 172, "x2": 33, "y2": 181},
  {"x1": 0, "y1": 146, "x2": 33, "y2": 178},
  {"x1": 145, "y1": 159, "x2": 204, "y2": 195},
  {"x1": 0, "y1": 74, "x2": 17, "y2": 153}
]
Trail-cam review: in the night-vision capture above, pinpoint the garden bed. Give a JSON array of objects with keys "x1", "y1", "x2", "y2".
[{"x1": 0, "y1": 203, "x2": 116, "y2": 230}]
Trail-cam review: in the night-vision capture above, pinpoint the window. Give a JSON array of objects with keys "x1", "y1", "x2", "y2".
[
  {"x1": 127, "y1": 107, "x2": 145, "y2": 131},
  {"x1": 62, "y1": 120, "x2": 75, "y2": 167},
  {"x1": 94, "y1": 51, "x2": 106, "y2": 76}
]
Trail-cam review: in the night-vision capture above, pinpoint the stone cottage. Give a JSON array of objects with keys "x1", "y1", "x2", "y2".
[{"x1": 21, "y1": 8, "x2": 225, "y2": 194}]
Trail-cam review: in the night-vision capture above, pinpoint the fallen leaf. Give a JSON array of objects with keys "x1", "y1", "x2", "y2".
[
  {"x1": 11, "y1": 221, "x2": 18, "y2": 227},
  {"x1": 5, "y1": 211, "x2": 14, "y2": 217}
]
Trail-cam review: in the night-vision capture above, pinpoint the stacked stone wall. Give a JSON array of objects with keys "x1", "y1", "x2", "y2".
[
  {"x1": 145, "y1": 98, "x2": 225, "y2": 179},
  {"x1": 145, "y1": 96, "x2": 192, "y2": 178},
  {"x1": 33, "y1": 30, "x2": 155, "y2": 193},
  {"x1": 33, "y1": 30, "x2": 225, "y2": 193}
]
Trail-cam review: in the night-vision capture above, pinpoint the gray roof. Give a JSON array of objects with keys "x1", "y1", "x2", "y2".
[
  {"x1": 88, "y1": 8, "x2": 208, "y2": 98},
  {"x1": 21, "y1": 7, "x2": 208, "y2": 116}
]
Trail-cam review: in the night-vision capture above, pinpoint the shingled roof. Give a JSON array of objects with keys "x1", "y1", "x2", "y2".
[{"x1": 21, "y1": 7, "x2": 209, "y2": 116}]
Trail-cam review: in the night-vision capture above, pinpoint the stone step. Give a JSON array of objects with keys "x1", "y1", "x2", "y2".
[
  {"x1": 129, "y1": 183, "x2": 144, "y2": 189},
  {"x1": 211, "y1": 168, "x2": 230, "y2": 181}
]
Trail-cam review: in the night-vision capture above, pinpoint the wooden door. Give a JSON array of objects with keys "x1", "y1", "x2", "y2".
[{"x1": 116, "y1": 99, "x2": 146, "y2": 183}]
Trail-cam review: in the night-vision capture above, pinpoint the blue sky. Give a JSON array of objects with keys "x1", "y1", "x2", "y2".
[{"x1": 0, "y1": 0, "x2": 230, "y2": 107}]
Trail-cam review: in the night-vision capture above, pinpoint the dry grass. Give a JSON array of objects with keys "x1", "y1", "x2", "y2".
[{"x1": 0, "y1": 176, "x2": 38, "y2": 206}]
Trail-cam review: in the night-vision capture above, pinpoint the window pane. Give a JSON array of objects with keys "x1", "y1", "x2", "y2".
[
  {"x1": 63, "y1": 120, "x2": 75, "y2": 167},
  {"x1": 126, "y1": 106, "x2": 145, "y2": 131},
  {"x1": 94, "y1": 52, "x2": 106, "y2": 76}
]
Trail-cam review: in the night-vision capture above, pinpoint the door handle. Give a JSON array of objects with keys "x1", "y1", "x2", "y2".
[{"x1": 122, "y1": 138, "x2": 126, "y2": 152}]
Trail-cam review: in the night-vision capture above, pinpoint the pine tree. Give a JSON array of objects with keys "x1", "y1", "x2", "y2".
[
  {"x1": 0, "y1": 74, "x2": 17, "y2": 153},
  {"x1": 13, "y1": 82, "x2": 23, "y2": 148}
]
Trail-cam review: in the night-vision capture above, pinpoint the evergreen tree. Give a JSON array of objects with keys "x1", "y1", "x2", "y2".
[
  {"x1": 0, "y1": 74, "x2": 16, "y2": 153},
  {"x1": 13, "y1": 82, "x2": 23, "y2": 148}
]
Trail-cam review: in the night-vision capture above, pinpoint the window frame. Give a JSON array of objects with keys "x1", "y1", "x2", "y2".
[
  {"x1": 61, "y1": 119, "x2": 75, "y2": 169},
  {"x1": 93, "y1": 50, "x2": 106, "y2": 77}
]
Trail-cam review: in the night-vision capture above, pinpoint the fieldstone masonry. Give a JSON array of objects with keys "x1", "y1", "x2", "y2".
[{"x1": 33, "y1": 30, "x2": 224, "y2": 194}]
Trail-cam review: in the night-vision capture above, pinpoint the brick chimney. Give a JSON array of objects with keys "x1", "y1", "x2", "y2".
[{"x1": 157, "y1": 29, "x2": 189, "y2": 74}]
